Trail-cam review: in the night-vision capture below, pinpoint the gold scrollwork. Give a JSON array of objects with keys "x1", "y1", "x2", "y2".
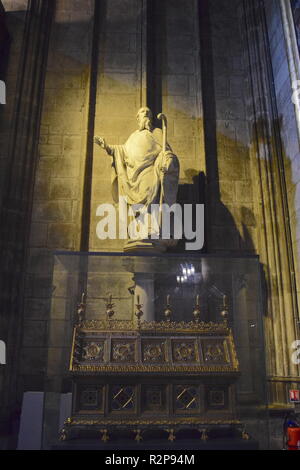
[
  {"x1": 72, "y1": 364, "x2": 238, "y2": 373},
  {"x1": 173, "y1": 342, "x2": 196, "y2": 362},
  {"x1": 79, "y1": 319, "x2": 229, "y2": 335},
  {"x1": 83, "y1": 342, "x2": 104, "y2": 361},
  {"x1": 143, "y1": 343, "x2": 165, "y2": 363},
  {"x1": 70, "y1": 323, "x2": 239, "y2": 371},
  {"x1": 69, "y1": 418, "x2": 241, "y2": 426},
  {"x1": 203, "y1": 341, "x2": 227, "y2": 363},
  {"x1": 112, "y1": 342, "x2": 135, "y2": 362}
]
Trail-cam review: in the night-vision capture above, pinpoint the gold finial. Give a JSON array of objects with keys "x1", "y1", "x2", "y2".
[
  {"x1": 221, "y1": 294, "x2": 229, "y2": 320},
  {"x1": 134, "y1": 429, "x2": 143, "y2": 442},
  {"x1": 193, "y1": 294, "x2": 201, "y2": 323},
  {"x1": 77, "y1": 292, "x2": 86, "y2": 324},
  {"x1": 100, "y1": 429, "x2": 109, "y2": 442},
  {"x1": 242, "y1": 428, "x2": 250, "y2": 440},
  {"x1": 106, "y1": 293, "x2": 115, "y2": 320},
  {"x1": 167, "y1": 428, "x2": 176, "y2": 442},
  {"x1": 164, "y1": 295, "x2": 172, "y2": 322},
  {"x1": 135, "y1": 295, "x2": 144, "y2": 326}
]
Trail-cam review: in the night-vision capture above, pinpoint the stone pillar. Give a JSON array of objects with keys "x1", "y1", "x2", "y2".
[
  {"x1": 21, "y1": 0, "x2": 95, "y2": 421},
  {"x1": 0, "y1": 0, "x2": 54, "y2": 432},
  {"x1": 242, "y1": 0, "x2": 300, "y2": 402}
]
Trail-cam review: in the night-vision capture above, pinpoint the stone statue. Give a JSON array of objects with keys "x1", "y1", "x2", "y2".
[{"x1": 94, "y1": 107, "x2": 180, "y2": 252}]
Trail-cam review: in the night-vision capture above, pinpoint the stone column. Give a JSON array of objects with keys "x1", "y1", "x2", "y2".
[
  {"x1": 0, "y1": 0, "x2": 54, "y2": 432},
  {"x1": 243, "y1": 0, "x2": 300, "y2": 402}
]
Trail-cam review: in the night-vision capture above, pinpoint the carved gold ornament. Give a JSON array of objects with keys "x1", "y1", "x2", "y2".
[
  {"x1": 173, "y1": 342, "x2": 196, "y2": 362},
  {"x1": 70, "y1": 418, "x2": 241, "y2": 426},
  {"x1": 112, "y1": 342, "x2": 135, "y2": 362},
  {"x1": 204, "y1": 343, "x2": 226, "y2": 363},
  {"x1": 83, "y1": 342, "x2": 104, "y2": 361},
  {"x1": 143, "y1": 343, "x2": 165, "y2": 363},
  {"x1": 79, "y1": 319, "x2": 229, "y2": 335}
]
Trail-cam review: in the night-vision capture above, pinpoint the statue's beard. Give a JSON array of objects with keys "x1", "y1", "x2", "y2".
[{"x1": 138, "y1": 117, "x2": 153, "y2": 131}]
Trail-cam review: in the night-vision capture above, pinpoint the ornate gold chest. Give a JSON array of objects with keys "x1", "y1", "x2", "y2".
[{"x1": 61, "y1": 318, "x2": 241, "y2": 442}]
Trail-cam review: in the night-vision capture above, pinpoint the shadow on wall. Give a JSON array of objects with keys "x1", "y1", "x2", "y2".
[
  {"x1": 197, "y1": 0, "x2": 270, "y2": 323},
  {"x1": 198, "y1": 0, "x2": 256, "y2": 255}
]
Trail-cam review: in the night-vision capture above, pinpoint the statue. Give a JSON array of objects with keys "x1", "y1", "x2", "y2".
[{"x1": 94, "y1": 107, "x2": 180, "y2": 252}]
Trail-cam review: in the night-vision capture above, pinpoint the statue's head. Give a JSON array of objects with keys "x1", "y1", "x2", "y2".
[{"x1": 136, "y1": 107, "x2": 153, "y2": 131}]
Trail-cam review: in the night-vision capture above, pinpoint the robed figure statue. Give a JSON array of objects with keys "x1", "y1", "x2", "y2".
[{"x1": 95, "y1": 107, "x2": 180, "y2": 252}]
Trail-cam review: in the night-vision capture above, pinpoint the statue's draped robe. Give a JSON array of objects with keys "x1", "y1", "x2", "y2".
[{"x1": 110, "y1": 128, "x2": 179, "y2": 209}]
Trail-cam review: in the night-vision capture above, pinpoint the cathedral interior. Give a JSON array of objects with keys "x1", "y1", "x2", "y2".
[{"x1": 0, "y1": 0, "x2": 300, "y2": 450}]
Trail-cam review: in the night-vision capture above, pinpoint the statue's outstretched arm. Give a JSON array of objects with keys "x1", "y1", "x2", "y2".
[{"x1": 94, "y1": 136, "x2": 114, "y2": 157}]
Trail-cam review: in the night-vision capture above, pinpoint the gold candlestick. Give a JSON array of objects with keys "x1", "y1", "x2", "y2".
[
  {"x1": 106, "y1": 293, "x2": 115, "y2": 320},
  {"x1": 135, "y1": 295, "x2": 144, "y2": 326},
  {"x1": 77, "y1": 292, "x2": 86, "y2": 324},
  {"x1": 221, "y1": 295, "x2": 229, "y2": 320},
  {"x1": 193, "y1": 294, "x2": 201, "y2": 323},
  {"x1": 164, "y1": 295, "x2": 172, "y2": 322}
]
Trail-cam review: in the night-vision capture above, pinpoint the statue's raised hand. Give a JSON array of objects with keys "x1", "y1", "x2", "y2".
[
  {"x1": 94, "y1": 136, "x2": 114, "y2": 157},
  {"x1": 94, "y1": 136, "x2": 106, "y2": 149}
]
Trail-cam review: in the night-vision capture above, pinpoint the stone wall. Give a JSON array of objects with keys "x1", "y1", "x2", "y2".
[
  {"x1": 160, "y1": 0, "x2": 204, "y2": 187},
  {"x1": 91, "y1": 0, "x2": 145, "y2": 252},
  {"x1": 22, "y1": 0, "x2": 94, "y2": 394}
]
